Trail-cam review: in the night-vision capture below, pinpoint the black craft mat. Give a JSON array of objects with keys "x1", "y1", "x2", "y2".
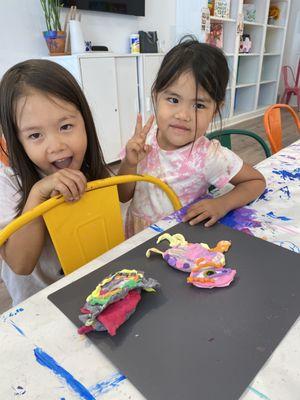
[{"x1": 49, "y1": 222, "x2": 300, "y2": 400}]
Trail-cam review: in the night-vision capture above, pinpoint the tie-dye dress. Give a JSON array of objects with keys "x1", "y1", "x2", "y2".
[{"x1": 125, "y1": 126, "x2": 243, "y2": 237}]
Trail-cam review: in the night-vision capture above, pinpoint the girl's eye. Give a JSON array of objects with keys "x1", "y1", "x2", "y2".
[
  {"x1": 194, "y1": 103, "x2": 205, "y2": 110},
  {"x1": 167, "y1": 97, "x2": 179, "y2": 104},
  {"x1": 28, "y1": 132, "x2": 41, "y2": 140},
  {"x1": 61, "y1": 124, "x2": 72, "y2": 131}
]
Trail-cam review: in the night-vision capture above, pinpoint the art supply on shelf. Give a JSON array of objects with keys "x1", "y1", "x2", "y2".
[{"x1": 130, "y1": 33, "x2": 140, "y2": 53}]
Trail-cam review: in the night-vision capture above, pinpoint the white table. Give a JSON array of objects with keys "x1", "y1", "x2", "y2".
[{"x1": 2, "y1": 141, "x2": 300, "y2": 400}]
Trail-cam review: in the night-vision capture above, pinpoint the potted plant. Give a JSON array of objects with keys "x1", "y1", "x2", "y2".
[{"x1": 41, "y1": 0, "x2": 66, "y2": 55}]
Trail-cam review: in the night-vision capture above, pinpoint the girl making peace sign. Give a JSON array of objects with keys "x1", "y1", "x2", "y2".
[{"x1": 118, "y1": 40, "x2": 265, "y2": 238}]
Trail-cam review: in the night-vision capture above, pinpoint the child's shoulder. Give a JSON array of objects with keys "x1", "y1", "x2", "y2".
[
  {"x1": 197, "y1": 136, "x2": 231, "y2": 156},
  {"x1": 0, "y1": 164, "x2": 20, "y2": 189},
  {"x1": 193, "y1": 135, "x2": 218, "y2": 155}
]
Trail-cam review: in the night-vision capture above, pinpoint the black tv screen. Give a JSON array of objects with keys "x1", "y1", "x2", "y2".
[{"x1": 62, "y1": 1, "x2": 145, "y2": 16}]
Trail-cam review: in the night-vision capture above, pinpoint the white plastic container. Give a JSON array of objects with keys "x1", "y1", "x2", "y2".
[{"x1": 69, "y1": 20, "x2": 85, "y2": 54}]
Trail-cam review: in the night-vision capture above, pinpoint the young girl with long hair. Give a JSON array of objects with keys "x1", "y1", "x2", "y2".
[{"x1": 0, "y1": 59, "x2": 108, "y2": 305}]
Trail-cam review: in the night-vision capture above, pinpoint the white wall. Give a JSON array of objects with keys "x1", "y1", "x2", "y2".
[
  {"x1": 137, "y1": 0, "x2": 176, "y2": 52},
  {"x1": 176, "y1": 0, "x2": 206, "y2": 42},
  {"x1": 0, "y1": 0, "x2": 46, "y2": 77},
  {"x1": 280, "y1": 0, "x2": 300, "y2": 105},
  {"x1": 0, "y1": 0, "x2": 177, "y2": 78}
]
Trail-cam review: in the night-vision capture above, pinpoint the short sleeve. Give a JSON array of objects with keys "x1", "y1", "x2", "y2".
[
  {"x1": 0, "y1": 166, "x2": 21, "y2": 230},
  {"x1": 203, "y1": 139, "x2": 243, "y2": 188}
]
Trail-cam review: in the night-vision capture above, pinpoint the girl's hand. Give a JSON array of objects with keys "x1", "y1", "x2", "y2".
[
  {"x1": 32, "y1": 169, "x2": 87, "y2": 202},
  {"x1": 124, "y1": 114, "x2": 154, "y2": 167},
  {"x1": 182, "y1": 198, "x2": 228, "y2": 227}
]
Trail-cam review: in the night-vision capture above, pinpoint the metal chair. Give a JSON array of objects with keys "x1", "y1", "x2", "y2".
[
  {"x1": 206, "y1": 129, "x2": 271, "y2": 158},
  {"x1": 281, "y1": 62, "x2": 300, "y2": 112},
  {"x1": 263, "y1": 104, "x2": 300, "y2": 154},
  {"x1": 0, "y1": 175, "x2": 182, "y2": 275}
]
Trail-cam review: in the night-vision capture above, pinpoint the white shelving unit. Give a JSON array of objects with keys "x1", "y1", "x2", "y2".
[{"x1": 205, "y1": 0, "x2": 290, "y2": 125}]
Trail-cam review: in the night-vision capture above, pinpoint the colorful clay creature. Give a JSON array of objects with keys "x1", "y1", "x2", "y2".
[
  {"x1": 78, "y1": 269, "x2": 159, "y2": 335},
  {"x1": 146, "y1": 233, "x2": 236, "y2": 289}
]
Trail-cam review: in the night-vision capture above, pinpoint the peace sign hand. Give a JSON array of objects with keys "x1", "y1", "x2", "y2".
[{"x1": 124, "y1": 114, "x2": 155, "y2": 167}]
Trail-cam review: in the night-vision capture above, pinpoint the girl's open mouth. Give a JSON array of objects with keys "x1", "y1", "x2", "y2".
[{"x1": 52, "y1": 157, "x2": 73, "y2": 169}]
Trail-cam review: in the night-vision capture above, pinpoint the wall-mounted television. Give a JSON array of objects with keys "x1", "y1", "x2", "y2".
[{"x1": 62, "y1": 1, "x2": 145, "y2": 17}]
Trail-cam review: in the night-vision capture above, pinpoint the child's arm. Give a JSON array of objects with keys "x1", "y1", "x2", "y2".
[
  {"x1": 0, "y1": 169, "x2": 86, "y2": 275},
  {"x1": 118, "y1": 114, "x2": 154, "y2": 203},
  {"x1": 183, "y1": 163, "x2": 265, "y2": 227}
]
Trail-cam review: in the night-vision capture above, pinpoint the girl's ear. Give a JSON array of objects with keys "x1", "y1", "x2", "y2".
[{"x1": 213, "y1": 101, "x2": 224, "y2": 116}]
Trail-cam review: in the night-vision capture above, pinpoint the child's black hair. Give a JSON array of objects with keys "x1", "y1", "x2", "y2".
[
  {"x1": 0, "y1": 59, "x2": 109, "y2": 214},
  {"x1": 151, "y1": 38, "x2": 229, "y2": 134}
]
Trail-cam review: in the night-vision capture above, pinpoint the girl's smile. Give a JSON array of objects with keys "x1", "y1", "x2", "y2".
[
  {"x1": 169, "y1": 123, "x2": 191, "y2": 133},
  {"x1": 16, "y1": 90, "x2": 87, "y2": 175}
]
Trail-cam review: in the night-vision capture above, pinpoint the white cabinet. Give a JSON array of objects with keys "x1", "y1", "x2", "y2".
[
  {"x1": 80, "y1": 57, "x2": 121, "y2": 162},
  {"x1": 115, "y1": 57, "x2": 139, "y2": 147},
  {"x1": 45, "y1": 54, "x2": 139, "y2": 163},
  {"x1": 80, "y1": 55, "x2": 139, "y2": 163},
  {"x1": 137, "y1": 54, "x2": 164, "y2": 121}
]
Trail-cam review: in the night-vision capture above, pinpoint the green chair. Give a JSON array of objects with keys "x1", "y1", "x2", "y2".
[{"x1": 206, "y1": 129, "x2": 271, "y2": 158}]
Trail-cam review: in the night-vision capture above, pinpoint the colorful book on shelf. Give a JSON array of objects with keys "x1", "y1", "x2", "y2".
[
  {"x1": 208, "y1": 0, "x2": 215, "y2": 16},
  {"x1": 243, "y1": 3, "x2": 256, "y2": 22},
  {"x1": 206, "y1": 22, "x2": 223, "y2": 49},
  {"x1": 214, "y1": 0, "x2": 230, "y2": 19}
]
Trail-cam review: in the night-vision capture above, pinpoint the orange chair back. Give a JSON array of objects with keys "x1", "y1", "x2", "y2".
[
  {"x1": 264, "y1": 104, "x2": 300, "y2": 154},
  {"x1": 0, "y1": 136, "x2": 9, "y2": 166}
]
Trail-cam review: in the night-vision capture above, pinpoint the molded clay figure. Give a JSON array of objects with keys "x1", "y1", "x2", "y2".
[
  {"x1": 78, "y1": 269, "x2": 159, "y2": 335},
  {"x1": 146, "y1": 233, "x2": 236, "y2": 288}
]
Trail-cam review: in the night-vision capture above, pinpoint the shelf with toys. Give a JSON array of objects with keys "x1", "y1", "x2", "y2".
[{"x1": 203, "y1": 0, "x2": 290, "y2": 124}]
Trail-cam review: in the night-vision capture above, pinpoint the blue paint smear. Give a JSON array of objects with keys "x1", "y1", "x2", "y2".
[
  {"x1": 273, "y1": 168, "x2": 300, "y2": 181},
  {"x1": 150, "y1": 224, "x2": 164, "y2": 233},
  {"x1": 2, "y1": 307, "x2": 25, "y2": 322},
  {"x1": 220, "y1": 208, "x2": 261, "y2": 235},
  {"x1": 258, "y1": 188, "x2": 273, "y2": 201},
  {"x1": 248, "y1": 385, "x2": 271, "y2": 400},
  {"x1": 279, "y1": 186, "x2": 291, "y2": 199},
  {"x1": 34, "y1": 347, "x2": 95, "y2": 400},
  {"x1": 10, "y1": 321, "x2": 25, "y2": 337},
  {"x1": 273, "y1": 241, "x2": 300, "y2": 253},
  {"x1": 89, "y1": 373, "x2": 126, "y2": 396},
  {"x1": 9, "y1": 307, "x2": 25, "y2": 317},
  {"x1": 164, "y1": 203, "x2": 191, "y2": 223},
  {"x1": 164, "y1": 195, "x2": 212, "y2": 223},
  {"x1": 266, "y1": 211, "x2": 291, "y2": 221}
]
